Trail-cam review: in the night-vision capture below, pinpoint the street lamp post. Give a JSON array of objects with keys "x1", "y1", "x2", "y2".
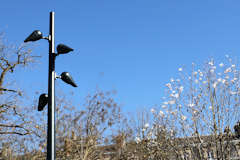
[
  {"x1": 24, "y1": 12, "x2": 77, "y2": 160},
  {"x1": 47, "y1": 11, "x2": 56, "y2": 160}
]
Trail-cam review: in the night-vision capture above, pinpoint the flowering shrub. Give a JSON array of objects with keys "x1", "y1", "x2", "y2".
[
  {"x1": 129, "y1": 56, "x2": 240, "y2": 159},
  {"x1": 161, "y1": 55, "x2": 240, "y2": 138}
]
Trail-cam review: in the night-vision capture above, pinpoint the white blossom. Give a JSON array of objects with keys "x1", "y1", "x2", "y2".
[
  {"x1": 174, "y1": 93, "x2": 179, "y2": 98},
  {"x1": 169, "y1": 100, "x2": 176, "y2": 105},
  {"x1": 188, "y1": 103, "x2": 194, "y2": 107},
  {"x1": 219, "y1": 63, "x2": 224, "y2": 67},
  {"x1": 178, "y1": 68, "x2": 183, "y2": 71},
  {"x1": 159, "y1": 110, "x2": 164, "y2": 117},
  {"x1": 232, "y1": 77, "x2": 238, "y2": 82},
  {"x1": 181, "y1": 115, "x2": 187, "y2": 121},
  {"x1": 210, "y1": 69, "x2": 215, "y2": 74},
  {"x1": 195, "y1": 79, "x2": 199, "y2": 84},
  {"x1": 222, "y1": 79, "x2": 226, "y2": 84},
  {"x1": 209, "y1": 61, "x2": 214, "y2": 66},
  {"x1": 170, "y1": 78, "x2": 174, "y2": 82},
  {"x1": 150, "y1": 108, "x2": 155, "y2": 113},
  {"x1": 166, "y1": 83, "x2": 172, "y2": 89},
  {"x1": 213, "y1": 82, "x2": 218, "y2": 88},
  {"x1": 230, "y1": 91, "x2": 237, "y2": 95},
  {"x1": 144, "y1": 123, "x2": 149, "y2": 128},
  {"x1": 193, "y1": 110, "x2": 198, "y2": 115},
  {"x1": 135, "y1": 137, "x2": 141, "y2": 143},
  {"x1": 161, "y1": 105, "x2": 167, "y2": 109},
  {"x1": 224, "y1": 68, "x2": 231, "y2": 73},
  {"x1": 162, "y1": 105, "x2": 167, "y2": 109},
  {"x1": 163, "y1": 101, "x2": 168, "y2": 105},
  {"x1": 170, "y1": 129, "x2": 174, "y2": 136},
  {"x1": 179, "y1": 86, "x2": 184, "y2": 92}
]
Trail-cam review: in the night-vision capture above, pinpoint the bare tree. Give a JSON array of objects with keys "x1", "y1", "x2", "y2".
[
  {"x1": 0, "y1": 33, "x2": 43, "y2": 157},
  {"x1": 54, "y1": 89, "x2": 123, "y2": 159}
]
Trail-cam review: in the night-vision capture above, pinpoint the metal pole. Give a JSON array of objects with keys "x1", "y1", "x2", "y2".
[{"x1": 47, "y1": 11, "x2": 55, "y2": 160}]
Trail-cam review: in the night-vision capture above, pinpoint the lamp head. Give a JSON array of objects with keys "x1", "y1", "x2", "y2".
[
  {"x1": 57, "y1": 44, "x2": 74, "y2": 54},
  {"x1": 24, "y1": 30, "x2": 43, "y2": 43},
  {"x1": 38, "y1": 93, "x2": 48, "y2": 111},
  {"x1": 60, "y1": 72, "x2": 77, "y2": 87}
]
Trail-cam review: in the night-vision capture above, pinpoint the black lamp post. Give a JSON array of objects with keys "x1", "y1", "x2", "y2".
[{"x1": 24, "y1": 12, "x2": 77, "y2": 160}]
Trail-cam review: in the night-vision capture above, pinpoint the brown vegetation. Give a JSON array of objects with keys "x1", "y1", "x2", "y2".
[{"x1": 1, "y1": 35, "x2": 240, "y2": 160}]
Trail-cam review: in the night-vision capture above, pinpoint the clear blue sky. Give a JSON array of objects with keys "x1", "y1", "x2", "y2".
[{"x1": 1, "y1": 0, "x2": 240, "y2": 113}]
